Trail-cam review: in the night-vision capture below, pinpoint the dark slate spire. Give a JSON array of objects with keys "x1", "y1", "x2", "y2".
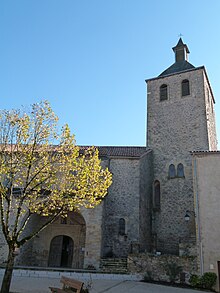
[
  {"x1": 159, "y1": 38, "x2": 195, "y2": 77},
  {"x1": 172, "y1": 37, "x2": 190, "y2": 62}
]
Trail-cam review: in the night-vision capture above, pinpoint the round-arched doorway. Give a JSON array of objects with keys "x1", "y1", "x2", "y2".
[{"x1": 48, "y1": 235, "x2": 74, "y2": 268}]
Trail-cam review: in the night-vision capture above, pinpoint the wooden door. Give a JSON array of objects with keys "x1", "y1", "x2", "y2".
[{"x1": 48, "y1": 235, "x2": 63, "y2": 267}]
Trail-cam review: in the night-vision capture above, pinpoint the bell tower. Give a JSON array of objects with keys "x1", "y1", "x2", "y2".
[{"x1": 145, "y1": 39, "x2": 217, "y2": 255}]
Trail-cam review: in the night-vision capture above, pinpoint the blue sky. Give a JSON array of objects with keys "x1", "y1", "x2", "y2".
[{"x1": 0, "y1": 0, "x2": 220, "y2": 146}]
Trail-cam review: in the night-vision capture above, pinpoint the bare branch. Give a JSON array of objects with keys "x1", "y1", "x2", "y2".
[
  {"x1": 16, "y1": 210, "x2": 31, "y2": 238},
  {"x1": 17, "y1": 209, "x2": 63, "y2": 247}
]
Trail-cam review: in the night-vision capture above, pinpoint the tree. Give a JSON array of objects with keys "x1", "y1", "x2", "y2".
[{"x1": 0, "y1": 101, "x2": 112, "y2": 293}]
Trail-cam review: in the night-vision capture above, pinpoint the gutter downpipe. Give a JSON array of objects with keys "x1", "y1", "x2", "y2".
[{"x1": 193, "y1": 155, "x2": 204, "y2": 275}]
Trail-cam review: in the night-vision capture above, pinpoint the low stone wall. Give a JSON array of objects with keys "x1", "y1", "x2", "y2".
[
  {"x1": 128, "y1": 253, "x2": 198, "y2": 283},
  {"x1": 0, "y1": 268, "x2": 142, "y2": 281}
]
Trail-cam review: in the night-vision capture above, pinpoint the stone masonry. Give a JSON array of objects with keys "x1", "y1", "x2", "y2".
[{"x1": 101, "y1": 150, "x2": 152, "y2": 258}]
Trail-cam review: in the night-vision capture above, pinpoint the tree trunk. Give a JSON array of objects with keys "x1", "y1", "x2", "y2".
[{"x1": 0, "y1": 247, "x2": 15, "y2": 293}]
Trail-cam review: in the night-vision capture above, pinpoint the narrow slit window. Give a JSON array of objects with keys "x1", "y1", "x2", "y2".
[
  {"x1": 182, "y1": 79, "x2": 190, "y2": 96},
  {"x1": 154, "y1": 180, "x2": 160, "y2": 209},
  {"x1": 119, "y1": 218, "x2": 125, "y2": 235},
  {"x1": 160, "y1": 84, "x2": 168, "y2": 101}
]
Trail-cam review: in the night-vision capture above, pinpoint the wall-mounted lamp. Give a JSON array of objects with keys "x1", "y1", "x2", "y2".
[{"x1": 184, "y1": 210, "x2": 195, "y2": 221}]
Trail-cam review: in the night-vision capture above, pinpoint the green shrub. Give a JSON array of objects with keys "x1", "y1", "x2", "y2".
[
  {"x1": 189, "y1": 274, "x2": 201, "y2": 287},
  {"x1": 143, "y1": 270, "x2": 153, "y2": 282},
  {"x1": 189, "y1": 272, "x2": 217, "y2": 290},
  {"x1": 164, "y1": 262, "x2": 183, "y2": 284},
  {"x1": 200, "y1": 272, "x2": 217, "y2": 290}
]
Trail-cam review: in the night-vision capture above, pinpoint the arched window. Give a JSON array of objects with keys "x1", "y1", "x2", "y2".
[
  {"x1": 182, "y1": 79, "x2": 190, "y2": 96},
  {"x1": 168, "y1": 164, "x2": 176, "y2": 178},
  {"x1": 177, "y1": 163, "x2": 185, "y2": 178},
  {"x1": 160, "y1": 84, "x2": 168, "y2": 101},
  {"x1": 119, "y1": 218, "x2": 125, "y2": 235},
  {"x1": 154, "y1": 180, "x2": 160, "y2": 209}
]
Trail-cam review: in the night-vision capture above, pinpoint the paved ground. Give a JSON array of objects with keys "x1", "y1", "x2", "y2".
[{"x1": 0, "y1": 274, "x2": 210, "y2": 293}]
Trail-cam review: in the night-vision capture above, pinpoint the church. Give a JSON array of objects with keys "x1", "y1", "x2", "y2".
[{"x1": 1, "y1": 38, "x2": 220, "y2": 290}]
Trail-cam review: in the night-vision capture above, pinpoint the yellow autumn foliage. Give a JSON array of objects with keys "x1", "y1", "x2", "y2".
[{"x1": 0, "y1": 100, "x2": 112, "y2": 246}]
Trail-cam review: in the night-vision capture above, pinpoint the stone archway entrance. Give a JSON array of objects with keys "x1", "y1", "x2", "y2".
[
  {"x1": 48, "y1": 235, "x2": 74, "y2": 268},
  {"x1": 18, "y1": 212, "x2": 86, "y2": 268}
]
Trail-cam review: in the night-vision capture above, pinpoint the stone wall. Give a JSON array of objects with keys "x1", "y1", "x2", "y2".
[
  {"x1": 193, "y1": 153, "x2": 220, "y2": 292},
  {"x1": 139, "y1": 150, "x2": 153, "y2": 252},
  {"x1": 146, "y1": 67, "x2": 216, "y2": 254},
  {"x1": 202, "y1": 70, "x2": 218, "y2": 150},
  {"x1": 102, "y1": 157, "x2": 141, "y2": 258},
  {"x1": 81, "y1": 203, "x2": 103, "y2": 269},
  {"x1": 128, "y1": 253, "x2": 198, "y2": 283}
]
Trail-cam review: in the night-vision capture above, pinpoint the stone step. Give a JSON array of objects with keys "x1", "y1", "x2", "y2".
[
  {"x1": 101, "y1": 258, "x2": 127, "y2": 264},
  {"x1": 100, "y1": 258, "x2": 128, "y2": 273}
]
